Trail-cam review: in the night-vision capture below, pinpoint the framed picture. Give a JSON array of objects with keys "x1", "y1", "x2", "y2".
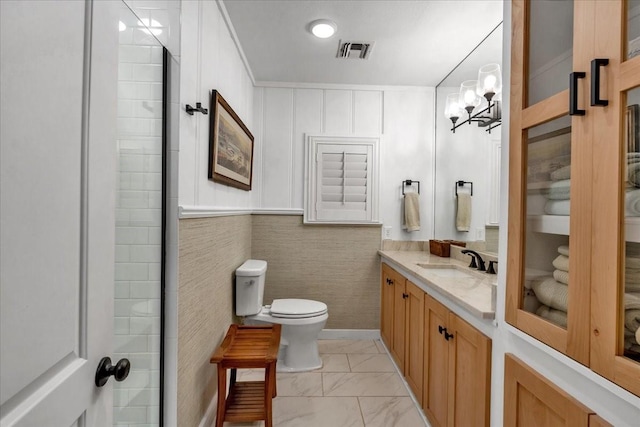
[{"x1": 208, "y1": 90, "x2": 254, "y2": 190}]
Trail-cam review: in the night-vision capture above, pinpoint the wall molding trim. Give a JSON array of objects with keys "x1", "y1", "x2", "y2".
[
  {"x1": 178, "y1": 206, "x2": 304, "y2": 219},
  {"x1": 198, "y1": 391, "x2": 218, "y2": 427}
]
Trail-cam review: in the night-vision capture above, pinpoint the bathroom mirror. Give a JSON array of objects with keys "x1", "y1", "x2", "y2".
[{"x1": 434, "y1": 22, "x2": 503, "y2": 254}]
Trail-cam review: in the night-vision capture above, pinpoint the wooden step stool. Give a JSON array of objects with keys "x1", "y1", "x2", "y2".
[{"x1": 210, "y1": 324, "x2": 281, "y2": 427}]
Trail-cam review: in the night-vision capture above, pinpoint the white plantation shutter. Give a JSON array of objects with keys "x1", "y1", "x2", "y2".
[{"x1": 305, "y1": 136, "x2": 379, "y2": 224}]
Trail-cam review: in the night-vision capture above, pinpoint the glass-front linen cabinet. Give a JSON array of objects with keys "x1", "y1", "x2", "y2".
[{"x1": 507, "y1": 0, "x2": 640, "y2": 397}]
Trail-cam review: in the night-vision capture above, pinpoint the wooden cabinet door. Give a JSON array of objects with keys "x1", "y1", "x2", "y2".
[
  {"x1": 423, "y1": 295, "x2": 450, "y2": 427},
  {"x1": 391, "y1": 271, "x2": 406, "y2": 372},
  {"x1": 506, "y1": 0, "x2": 595, "y2": 365},
  {"x1": 448, "y1": 313, "x2": 491, "y2": 427},
  {"x1": 589, "y1": 0, "x2": 640, "y2": 398},
  {"x1": 380, "y1": 264, "x2": 395, "y2": 349},
  {"x1": 404, "y1": 281, "x2": 424, "y2": 404},
  {"x1": 504, "y1": 354, "x2": 593, "y2": 427}
]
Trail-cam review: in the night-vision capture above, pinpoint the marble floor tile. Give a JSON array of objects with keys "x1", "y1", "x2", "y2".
[
  {"x1": 374, "y1": 339, "x2": 387, "y2": 353},
  {"x1": 273, "y1": 397, "x2": 364, "y2": 427},
  {"x1": 348, "y1": 353, "x2": 395, "y2": 372},
  {"x1": 313, "y1": 353, "x2": 350, "y2": 372},
  {"x1": 318, "y1": 339, "x2": 379, "y2": 354},
  {"x1": 358, "y1": 396, "x2": 426, "y2": 427},
  {"x1": 277, "y1": 372, "x2": 323, "y2": 396},
  {"x1": 323, "y1": 372, "x2": 409, "y2": 397}
]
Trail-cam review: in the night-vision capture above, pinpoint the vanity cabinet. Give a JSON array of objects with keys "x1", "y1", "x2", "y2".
[
  {"x1": 423, "y1": 295, "x2": 491, "y2": 427},
  {"x1": 380, "y1": 262, "x2": 492, "y2": 425},
  {"x1": 380, "y1": 263, "x2": 406, "y2": 372},
  {"x1": 504, "y1": 354, "x2": 612, "y2": 427},
  {"x1": 507, "y1": 0, "x2": 640, "y2": 396},
  {"x1": 404, "y1": 280, "x2": 424, "y2": 403}
]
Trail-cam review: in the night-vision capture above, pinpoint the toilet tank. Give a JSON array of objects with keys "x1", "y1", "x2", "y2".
[{"x1": 235, "y1": 259, "x2": 267, "y2": 316}]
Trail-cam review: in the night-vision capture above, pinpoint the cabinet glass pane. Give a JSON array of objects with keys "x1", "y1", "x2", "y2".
[
  {"x1": 523, "y1": 116, "x2": 572, "y2": 329},
  {"x1": 628, "y1": 0, "x2": 640, "y2": 60},
  {"x1": 527, "y1": 0, "x2": 574, "y2": 106},
  {"x1": 624, "y1": 86, "x2": 640, "y2": 364}
]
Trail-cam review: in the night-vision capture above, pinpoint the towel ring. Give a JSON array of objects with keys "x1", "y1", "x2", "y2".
[
  {"x1": 455, "y1": 180, "x2": 473, "y2": 196},
  {"x1": 402, "y1": 179, "x2": 420, "y2": 195}
]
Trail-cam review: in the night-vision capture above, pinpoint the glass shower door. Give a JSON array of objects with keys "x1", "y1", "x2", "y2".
[{"x1": 113, "y1": 4, "x2": 166, "y2": 425}]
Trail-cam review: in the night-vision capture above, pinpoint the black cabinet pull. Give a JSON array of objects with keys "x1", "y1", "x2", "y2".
[
  {"x1": 438, "y1": 325, "x2": 446, "y2": 335},
  {"x1": 402, "y1": 293, "x2": 409, "y2": 299},
  {"x1": 569, "y1": 71, "x2": 586, "y2": 116},
  {"x1": 444, "y1": 331, "x2": 454, "y2": 341},
  {"x1": 590, "y1": 58, "x2": 609, "y2": 107}
]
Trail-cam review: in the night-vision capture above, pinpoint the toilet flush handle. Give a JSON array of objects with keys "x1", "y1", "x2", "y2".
[{"x1": 248, "y1": 280, "x2": 255, "y2": 285}]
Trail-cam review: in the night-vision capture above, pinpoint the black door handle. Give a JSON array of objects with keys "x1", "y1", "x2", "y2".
[
  {"x1": 95, "y1": 357, "x2": 131, "y2": 387},
  {"x1": 570, "y1": 71, "x2": 586, "y2": 115},
  {"x1": 591, "y1": 58, "x2": 609, "y2": 106}
]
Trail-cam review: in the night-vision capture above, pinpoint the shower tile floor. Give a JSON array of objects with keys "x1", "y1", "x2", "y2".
[{"x1": 219, "y1": 339, "x2": 428, "y2": 427}]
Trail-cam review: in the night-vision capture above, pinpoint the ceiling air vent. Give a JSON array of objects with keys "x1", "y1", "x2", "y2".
[{"x1": 336, "y1": 40, "x2": 374, "y2": 59}]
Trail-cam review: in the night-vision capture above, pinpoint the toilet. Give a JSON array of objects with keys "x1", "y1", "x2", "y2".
[{"x1": 235, "y1": 259, "x2": 328, "y2": 372}]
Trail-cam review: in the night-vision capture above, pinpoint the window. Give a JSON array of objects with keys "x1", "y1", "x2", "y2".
[{"x1": 305, "y1": 135, "x2": 380, "y2": 224}]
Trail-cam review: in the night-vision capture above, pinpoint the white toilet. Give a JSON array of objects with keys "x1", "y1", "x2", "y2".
[{"x1": 235, "y1": 259, "x2": 328, "y2": 372}]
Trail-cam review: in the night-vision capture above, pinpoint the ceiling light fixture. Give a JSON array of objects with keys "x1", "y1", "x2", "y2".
[
  {"x1": 445, "y1": 63, "x2": 502, "y2": 134},
  {"x1": 309, "y1": 19, "x2": 337, "y2": 39}
]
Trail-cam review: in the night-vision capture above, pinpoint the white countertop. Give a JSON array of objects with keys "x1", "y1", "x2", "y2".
[{"x1": 378, "y1": 250, "x2": 497, "y2": 320}]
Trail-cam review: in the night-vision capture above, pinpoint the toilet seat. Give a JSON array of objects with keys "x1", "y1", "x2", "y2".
[{"x1": 269, "y1": 299, "x2": 327, "y2": 319}]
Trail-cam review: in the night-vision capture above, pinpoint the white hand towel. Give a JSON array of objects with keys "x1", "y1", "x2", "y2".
[
  {"x1": 553, "y1": 269, "x2": 569, "y2": 285},
  {"x1": 531, "y1": 277, "x2": 569, "y2": 312},
  {"x1": 403, "y1": 192, "x2": 420, "y2": 232},
  {"x1": 456, "y1": 193, "x2": 471, "y2": 232},
  {"x1": 552, "y1": 254, "x2": 569, "y2": 272}
]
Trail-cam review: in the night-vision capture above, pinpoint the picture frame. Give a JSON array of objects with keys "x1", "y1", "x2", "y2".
[{"x1": 208, "y1": 90, "x2": 254, "y2": 190}]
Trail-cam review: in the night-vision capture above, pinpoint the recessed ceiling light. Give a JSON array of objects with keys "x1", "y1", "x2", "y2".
[{"x1": 309, "y1": 19, "x2": 337, "y2": 39}]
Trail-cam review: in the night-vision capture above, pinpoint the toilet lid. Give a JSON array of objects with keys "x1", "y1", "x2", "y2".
[{"x1": 269, "y1": 299, "x2": 327, "y2": 318}]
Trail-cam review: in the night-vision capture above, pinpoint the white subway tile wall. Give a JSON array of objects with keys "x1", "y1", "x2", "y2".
[{"x1": 114, "y1": 4, "x2": 165, "y2": 425}]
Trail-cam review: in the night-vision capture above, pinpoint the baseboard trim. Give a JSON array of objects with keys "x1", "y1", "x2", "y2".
[
  {"x1": 318, "y1": 329, "x2": 381, "y2": 340},
  {"x1": 199, "y1": 391, "x2": 218, "y2": 427}
]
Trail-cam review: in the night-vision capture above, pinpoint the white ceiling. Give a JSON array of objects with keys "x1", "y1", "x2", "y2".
[{"x1": 222, "y1": 0, "x2": 504, "y2": 87}]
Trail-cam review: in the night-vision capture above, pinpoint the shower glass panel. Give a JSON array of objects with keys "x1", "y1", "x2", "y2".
[{"x1": 114, "y1": 4, "x2": 166, "y2": 425}]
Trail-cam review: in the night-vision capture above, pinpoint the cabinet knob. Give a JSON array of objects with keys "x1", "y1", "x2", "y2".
[
  {"x1": 444, "y1": 331, "x2": 454, "y2": 341},
  {"x1": 386, "y1": 278, "x2": 393, "y2": 285},
  {"x1": 438, "y1": 325, "x2": 446, "y2": 335},
  {"x1": 402, "y1": 293, "x2": 409, "y2": 299}
]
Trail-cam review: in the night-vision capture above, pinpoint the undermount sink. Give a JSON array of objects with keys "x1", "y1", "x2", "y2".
[{"x1": 416, "y1": 263, "x2": 478, "y2": 279}]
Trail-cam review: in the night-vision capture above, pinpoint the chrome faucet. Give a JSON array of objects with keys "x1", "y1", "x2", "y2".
[{"x1": 461, "y1": 249, "x2": 486, "y2": 271}]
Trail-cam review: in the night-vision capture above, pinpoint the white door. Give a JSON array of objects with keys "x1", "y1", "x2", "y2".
[{"x1": 1, "y1": 1, "x2": 120, "y2": 426}]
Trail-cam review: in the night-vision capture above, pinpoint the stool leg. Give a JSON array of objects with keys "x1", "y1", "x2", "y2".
[
  {"x1": 215, "y1": 366, "x2": 226, "y2": 427},
  {"x1": 270, "y1": 363, "x2": 277, "y2": 397},
  {"x1": 264, "y1": 364, "x2": 273, "y2": 427}
]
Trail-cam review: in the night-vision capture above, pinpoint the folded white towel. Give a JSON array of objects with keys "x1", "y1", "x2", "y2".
[
  {"x1": 625, "y1": 293, "x2": 640, "y2": 332},
  {"x1": 544, "y1": 199, "x2": 570, "y2": 215},
  {"x1": 546, "y1": 179, "x2": 571, "y2": 200},
  {"x1": 550, "y1": 165, "x2": 571, "y2": 181},
  {"x1": 531, "y1": 277, "x2": 569, "y2": 312},
  {"x1": 636, "y1": 326, "x2": 640, "y2": 345},
  {"x1": 558, "y1": 245, "x2": 570, "y2": 256},
  {"x1": 626, "y1": 189, "x2": 640, "y2": 216},
  {"x1": 403, "y1": 192, "x2": 420, "y2": 232},
  {"x1": 456, "y1": 193, "x2": 471, "y2": 232},
  {"x1": 553, "y1": 269, "x2": 569, "y2": 285},
  {"x1": 552, "y1": 254, "x2": 569, "y2": 272},
  {"x1": 536, "y1": 305, "x2": 567, "y2": 328}
]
